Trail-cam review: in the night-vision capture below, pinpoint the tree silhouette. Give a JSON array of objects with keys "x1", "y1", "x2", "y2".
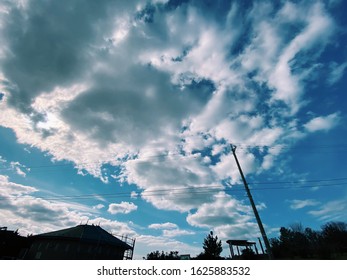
[
  {"x1": 320, "y1": 222, "x2": 347, "y2": 258},
  {"x1": 270, "y1": 221, "x2": 347, "y2": 259},
  {"x1": 195, "y1": 231, "x2": 223, "y2": 260},
  {"x1": 240, "y1": 247, "x2": 256, "y2": 259},
  {"x1": 273, "y1": 224, "x2": 310, "y2": 259},
  {"x1": 145, "y1": 250, "x2": 180, "y2": 260}
]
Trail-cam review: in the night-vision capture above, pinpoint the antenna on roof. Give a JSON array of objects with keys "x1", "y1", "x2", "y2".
[{"x1": 86, "y1": 219, "x2": 89, "y2": 225}]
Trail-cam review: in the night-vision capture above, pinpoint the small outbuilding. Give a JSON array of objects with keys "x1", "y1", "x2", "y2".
[{"x1": 226, "y1": 239, "x2": 260, "y2": 259}]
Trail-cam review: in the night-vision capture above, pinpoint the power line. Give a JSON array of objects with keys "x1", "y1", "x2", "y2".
[
  {"x1": 1, "y1": 143, "x2": 347, "y2": 171},
  {"x1": 1, "y1": 180, "x2": 346, "y2": 202},
  {"x1": 249, "y1": 177, "x2": 347, "y2": 185}
]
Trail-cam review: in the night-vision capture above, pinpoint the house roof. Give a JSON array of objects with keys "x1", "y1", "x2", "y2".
[{"x1": 33, "y1": 225, "x2": 132, "y2": 249}]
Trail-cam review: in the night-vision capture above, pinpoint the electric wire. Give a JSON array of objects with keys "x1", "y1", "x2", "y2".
[
  {"x1": 1, "y1": 180, "x2": 346, "y2": 202},
  {"x1": 1, "y1": 144, "x2": 347, "y2": 172},
  {"x1": 1, "y1": 144, "x2": 346, "y2": 202}
]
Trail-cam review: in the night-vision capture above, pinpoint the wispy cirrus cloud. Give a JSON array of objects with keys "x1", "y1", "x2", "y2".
[
  {"x1": 327, "y1": 61, "x2": 347, "y2": 85},
  {"x1": 308, "y1": 199, "x2": 347, "y2": 221},
  {"x1": 149, "y1": 222, "x2": 177, "y2": 230},
  {"x1": 289, "y1": 199, "x2": 320, "y2": 210}
]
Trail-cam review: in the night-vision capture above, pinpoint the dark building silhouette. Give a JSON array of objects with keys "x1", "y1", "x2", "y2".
[
  {"x1": 25, "y1": 224, "x2": 134, "y2": 260},
  {"x1": 0, "y1": 227, "x2": 30, "y2": 259},
  {"x1": 1, "y1": 225, "x2": 135, "y2": 260}
]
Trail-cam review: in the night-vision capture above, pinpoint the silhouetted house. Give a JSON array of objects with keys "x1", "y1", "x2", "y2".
[
  {"x1": 0, "y1": 227, "x2": 30, "y2": 259},
  {"x1": 24, "y1": 224, "x2": 134, "y2": 260}
]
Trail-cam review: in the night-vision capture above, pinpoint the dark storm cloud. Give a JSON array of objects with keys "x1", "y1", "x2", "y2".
[
  {"x1": 61, "y1": 65, "x2": 214, "y2": 146},
  {"x1": 0, "y1": 194, "x2": 14, "y2": 210},
  {"x1": 17, "y1": 199, "x2": 64, "y2": 222},
  {"x1": 1, "y1": 0, "x2": 133, "y2": 113}
]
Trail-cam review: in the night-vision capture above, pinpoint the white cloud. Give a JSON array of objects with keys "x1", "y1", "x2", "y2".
[
  {"x1": 187, "y1": 192, "x2": 265, "y2": 240},
  {"x1": 162, "y1": 228, "x2": 195, "y2": 238},
  {"x1": 149, "y1": 222, "x2": 178, "y2": 230},
  {"x1": 308, "y1": 199, "x2": 347, "y2": 221},
  {"x1": 328, "y1": 61, "x2": 347, "y2": 85},
  {"x1": 0, "y1": 175, "x2": 134, "y2": 237},
  {"x1": 130, "y1": 191, "x2": 138, "y2": 199},
  {"x1": 304, "y1": 112, "x2": 340, "y2": 132},
  {"x1": 0, "y1": 174, "x2": 36, "y2": 196},
  {"x1": 0, "y1": 0, "x2": 338, "y2": 182},
  {"x1": 0, "y1": 155, "x2": 6, "y2": 164},
  {"x1": 148, "y1": 222, "x2": 195, "y2": 237},
  {"x1": 289, "y1": 199, "x2": 319, "y2": 210},
  {"x1": 10, "y1": 161, "x2": 28, "y2": 177},
  {"x1": 212, "y1": 150, "x2": 256, "y2": 184},
  {"x1": 0, "y1": 157, "x2": 29, "y2": 177},
  {"x1": 268, "y1": 3, "x2": 334, "y2": 114},
  {"x1": 134, "y1": 234, "x2": 200, "y2": 259},
  {"x1": 122, "y1": 153, "x2": 221, "y2": 212},
  {"x1": 0, "y1": 175, "x2": 203, "y2": 260},
  {"x1": 92, "y1": 204, "x2": 105, "y2": 210},
  {"x1": 108, "y1": 201, "x2": 138, "y2": 214}
]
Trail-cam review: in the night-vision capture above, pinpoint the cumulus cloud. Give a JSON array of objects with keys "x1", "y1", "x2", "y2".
[
  {"x1": 0, "y1": 0, "x2": 141, "y2": 112},
  {"x1": 0, "y1": 174, "x2": 37, "y2": 197},
  {"x1": 0, "y1": 157, "x2": 30, "y2": 177},
  {"x1": 135, "y1": 234, "x2": 200, "y2": 259},
  {"x1": 149, "y1": 222, "x2": 195, "y2": 237},
  {"x1": 108, "y1": 201, "x2": 138, "y2": 214},
  {"x1": 10, "y1": 161, "x2": 28, "y2": 177},
  {"x1": 187, "y1": 192, "x2": 266, "y2": 239},
  {"x1": 0, "y1": 0, "x2": 338, "y2": 171},
  {"x1": 92, "y1": 204, "x2": 105, "y2": 210},
  {"x1": 130, "y1": 191, "x2": 139, "y2": 199},
  {"x1": 122, "y1": 151, "x2": 223, "y2": 212},
  {"x1": 0, "y1": 175, "x2": 134, "y2": 236},
  {"x1": 0, "y1": 175, "x2": 200, "y2": 259},
  {"x1": 304, "y1": 112, "x2": 340, "y2": 132}
]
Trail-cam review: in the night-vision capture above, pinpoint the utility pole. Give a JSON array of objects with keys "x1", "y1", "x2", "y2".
[{"x1": 230, "y1": 144, "x2": 273, "y2": 259}]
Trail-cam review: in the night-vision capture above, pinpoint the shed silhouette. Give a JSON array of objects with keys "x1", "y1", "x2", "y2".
[{"x1": 226, "y1": 239, "x2": 259, "y2": 258}]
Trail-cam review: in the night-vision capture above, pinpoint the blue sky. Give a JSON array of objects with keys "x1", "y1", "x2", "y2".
[{"x1": 0, "y1": 0, "x2": 346, "y2": 259}]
